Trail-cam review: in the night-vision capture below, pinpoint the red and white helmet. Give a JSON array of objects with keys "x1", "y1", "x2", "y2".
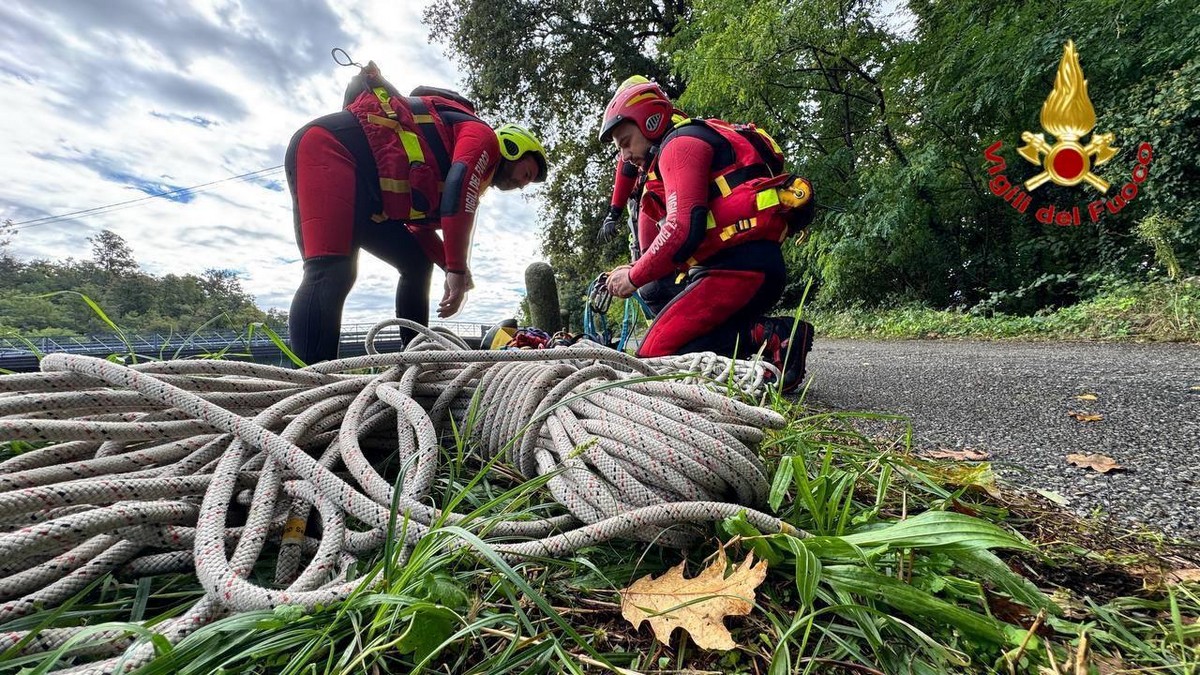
[{"x1": 598, "y1": 81, "x2": 674, "y2": 143}]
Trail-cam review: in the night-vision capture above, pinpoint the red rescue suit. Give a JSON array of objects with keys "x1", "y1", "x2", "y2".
[
  {"x1": 297, "y1": 90, "x2": 500, "y2": 273},
  {"x1": 630, "y1": 118, "x2": 794, "y2": 358},
  {"x1": 286, "y1": 90, "x2": 500, "y2": 364}
]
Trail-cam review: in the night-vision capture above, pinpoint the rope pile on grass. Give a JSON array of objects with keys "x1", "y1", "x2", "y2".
[{"x1": 0, "y1": 319, "x2": 795, "y2": 672}]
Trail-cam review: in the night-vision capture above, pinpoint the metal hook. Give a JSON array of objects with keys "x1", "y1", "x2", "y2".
[{"x1": 330, "y1": 47, "x2": 360, "y2": 68}]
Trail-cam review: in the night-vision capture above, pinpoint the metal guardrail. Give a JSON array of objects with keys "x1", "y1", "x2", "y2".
[
  {"x1": 0, "y1": 321, "x2": 492, "y2": 353},
  {"x1": 0, "y1": 321, "x2": 492, "y2": 360}
]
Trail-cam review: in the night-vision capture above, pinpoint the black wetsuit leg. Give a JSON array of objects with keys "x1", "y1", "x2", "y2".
[
  {"x1": 358, "y1": 223, "x2": 434, "y2": 345},
  {"x1": 288, "y1": 256, "x2": 357, "y2": 364}
]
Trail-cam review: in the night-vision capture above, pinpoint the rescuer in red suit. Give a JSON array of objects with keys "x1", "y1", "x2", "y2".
[
  {"x1": 598, "y1": 81, "x2": 816, "y2": 390},
  {"x1": 285, "y1": 62, "x2": 548, "y2": 364},
  {"x1": 596, "y1": 76, "x2": 687, "y2": 315}
]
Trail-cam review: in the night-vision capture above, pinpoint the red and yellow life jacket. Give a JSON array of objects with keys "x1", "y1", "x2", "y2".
[
  {"x1": 346, "y1": 87, "x2": 483, "y2": 222},
  {"x1": 639, "y1": 118, "x2": 810, "y2": 266}
]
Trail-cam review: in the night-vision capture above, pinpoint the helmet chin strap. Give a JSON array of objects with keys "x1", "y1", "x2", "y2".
[{"x1": 639, "y1": 144, "x2": 661, "y2": 170}]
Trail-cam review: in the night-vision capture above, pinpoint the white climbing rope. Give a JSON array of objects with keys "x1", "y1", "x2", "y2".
[{"x1": 0, "y1": 319, "x2": 797, "y2": 673}]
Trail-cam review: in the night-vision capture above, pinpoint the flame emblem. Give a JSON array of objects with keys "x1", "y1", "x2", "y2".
[{"x1": 1018, "y1": 41, "x2": 1117, "y2": 192}]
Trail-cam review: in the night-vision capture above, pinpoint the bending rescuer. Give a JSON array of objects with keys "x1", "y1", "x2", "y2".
[{"x1": 285, "y1": 60, "x2": 548, "y2": 363}]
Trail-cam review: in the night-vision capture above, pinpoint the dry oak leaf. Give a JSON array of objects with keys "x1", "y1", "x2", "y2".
[
  {"x1": 620, "y1": 548, "x2": 767, "y2": 651},
  {"x1": 1067, "y1": 411, "x2": 1104, "y2": 422},
  {"x1": 1066, "y1": 453, "x2": 1122, "y2": 473}
]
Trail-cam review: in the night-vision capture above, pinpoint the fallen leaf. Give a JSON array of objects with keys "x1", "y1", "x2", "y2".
[
  {"x1": 1166, "y1": 568, "x2": 1200, "y2": 585},
  {"x1": 985, "y1": 593, "x2": 1034, "y2": 626},
  {"x1": 1048, "y1": 588, "x2": 1089, "y2": 619},
  {"x1": 620, "y1": 547, "x2": 767, "y2": 651},
  {"x1": 1190, "y1": 385, "x2": 1200, "y2": 391},
  {"x1": 923, "y1": 448, "x2": 990, "y2": 461},
  {"x1": 1137, "y1": 567, "x2": 1200, "y2": 591},
  {"x1": 1074, "y1": 393, "x2": 1098, "y2": 401},
  {"x1": 1065, "y1": 453, "x2": 1122, "y2": 473},
  {"x1": 1067, "y1": 411, "x2": 1104, "y2": 422},
  {"x1": 929, "y1": 463, "x2": 1003, "y2": 499},
  {"x1": 1036, "y1": 489, "x2": 1070, "y2": 506}
]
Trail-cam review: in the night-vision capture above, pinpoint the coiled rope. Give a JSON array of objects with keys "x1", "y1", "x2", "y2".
[{"x1": 0, "y1": 320, "x2": 797, "y2": 673}]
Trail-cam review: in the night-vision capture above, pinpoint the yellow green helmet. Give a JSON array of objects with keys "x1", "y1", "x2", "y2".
[
  {"x1": 495, "y1": 124, "x2": 548, "y2": 182},
  {"x1": 616, "y1": 75, "x2": 651, "y2": 92}
]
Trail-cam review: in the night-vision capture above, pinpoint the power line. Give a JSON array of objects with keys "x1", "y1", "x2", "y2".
[{"x1": 11, "y1": 165, "x2": 286, "y2": 231}]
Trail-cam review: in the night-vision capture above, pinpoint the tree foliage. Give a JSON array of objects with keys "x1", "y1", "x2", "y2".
[
  {"x1": 0, "y1": 230, "x2": 275, "y2": 336},
  {"x1": 424, "y1": 0, "x2": 691, "y2": 324},
  {"x1": 426, "y1": 0, "x2": 1199, "y2": 319}
]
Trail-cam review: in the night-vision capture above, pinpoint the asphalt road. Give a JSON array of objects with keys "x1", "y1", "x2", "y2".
[{"x1": 804, "y1": 339, "x2": 1200, "y2": 540}]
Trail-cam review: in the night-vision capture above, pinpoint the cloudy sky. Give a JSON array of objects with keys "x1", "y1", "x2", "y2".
[{"x1": 0, "y1": 0, "x2": 548, "y2": 329}]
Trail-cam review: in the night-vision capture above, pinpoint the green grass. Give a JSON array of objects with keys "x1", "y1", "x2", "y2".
[
  {"x1": 1, "y1": 296, "x2": 1197, "y2": 673},
  {"x1": 808, "y1": 278, "x2": 1200, "y2": 343},
  {"x1": 2, "y1": 393, "x2": 1197, "y2": 675}
]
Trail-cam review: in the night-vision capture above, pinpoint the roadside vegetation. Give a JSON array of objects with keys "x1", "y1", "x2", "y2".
[
  {"x1": 808, "y1": 277, "x2": 1200, "y2": 343},
  {"x1": 2, "y1": 390, "x2": 1196, "y2": 674},
  {"x1": 428, "y1": 0, "x2": 1200, "y2": 332}
]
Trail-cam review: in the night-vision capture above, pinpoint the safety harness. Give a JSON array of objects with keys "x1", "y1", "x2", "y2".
[
  {"x1": 327, "y1": 54, "x2": 487, "y2": 223},
  {"x1": 638, "y1": 118, "x2": 815, "y2": 269}
]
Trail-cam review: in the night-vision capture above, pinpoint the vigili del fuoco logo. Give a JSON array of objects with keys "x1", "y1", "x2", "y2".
[{"x1": 983, "y1": 40, "x2": 1153, "y2": 226}]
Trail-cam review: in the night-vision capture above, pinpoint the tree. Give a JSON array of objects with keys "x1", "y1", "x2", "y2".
[
  {"x1": 0, "y1": 250, "x2": 271, "y2": 337},
  {"x1": 425, "y1": 0, "x2": 1200, "y2": 318},
  {"x1": 425, "y1": 0, "x2": 693, "y2": 325},
  {"x1": 88, "y1": 230, "x2": 139, "y2": 277},
  {"x1": 0, "y1": 219, "x2": 18, "y2": 290},
  {"x1": 0, "y1": 219, "x2": 14, "y2": 256}
]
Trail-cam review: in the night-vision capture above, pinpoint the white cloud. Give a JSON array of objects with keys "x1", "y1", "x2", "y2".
[{"x1": 0, "y1": 0, "x2": 552, "y2": 330}]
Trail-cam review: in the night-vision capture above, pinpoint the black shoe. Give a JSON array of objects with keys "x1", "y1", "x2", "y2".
[
  {"x1": 777, "y1": 318, "x2": 814, "y2": 392},
  {"x1": 752, "y1": 317, "x2": 814, "y2": 393}
]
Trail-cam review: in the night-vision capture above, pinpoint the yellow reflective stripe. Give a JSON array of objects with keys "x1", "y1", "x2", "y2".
[
  {"x1": 370, "y1": 213, "x2": 388, "y2": 223},
  {"x1": 398, "y1": 130, "x2": 425, "y2": 164},
  {"x1": 626, "y1": 92, "x2": 659, "y2": 106},
  {"x1": 380, "y1": 178, "x2": 411, "y2": 193},
  {"x1": 718, "y1": 217, "x2": 758, "y2": 241},
  {"x1": 410, "y1": 209, "x2": 426, "y2": 219},
  {"x1": 373, "y1": 86, "x2": 396, "y2": 118},
  {"x1": 758, "y1": 128, "x2": 782, "y2": 154},
  {"x1": 706, "y1": 212, "x2": 716, "y2": 229},
  {"x1": 757, "y1": 189, "x2": 780, "y2": 210},
  {"x1": 714, "y1": 174, "x2": 732, "y2": 197},
  {"x1": 378, "y1": 179, "x2": 445, "y2": 193},
  {"x1": 413, "y1": 114, "x2": 434, "y2": 124},
  {"x1": 367, "y1": 113, "x2": 399, "y2": 130},
  {"x1": 365, "y1": 114, "x2": 428, "y2": 164}
]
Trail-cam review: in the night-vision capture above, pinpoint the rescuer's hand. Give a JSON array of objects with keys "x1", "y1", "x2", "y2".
[
  {"x1": 438, "y1": 270, "x2": 474, "y2": 317},
  {"x1": 605, "y1": 265, "x2": 637, "y2": 299},
  {"x1": 596, "y1": 206, "x2": 624, "y2": 243}
]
